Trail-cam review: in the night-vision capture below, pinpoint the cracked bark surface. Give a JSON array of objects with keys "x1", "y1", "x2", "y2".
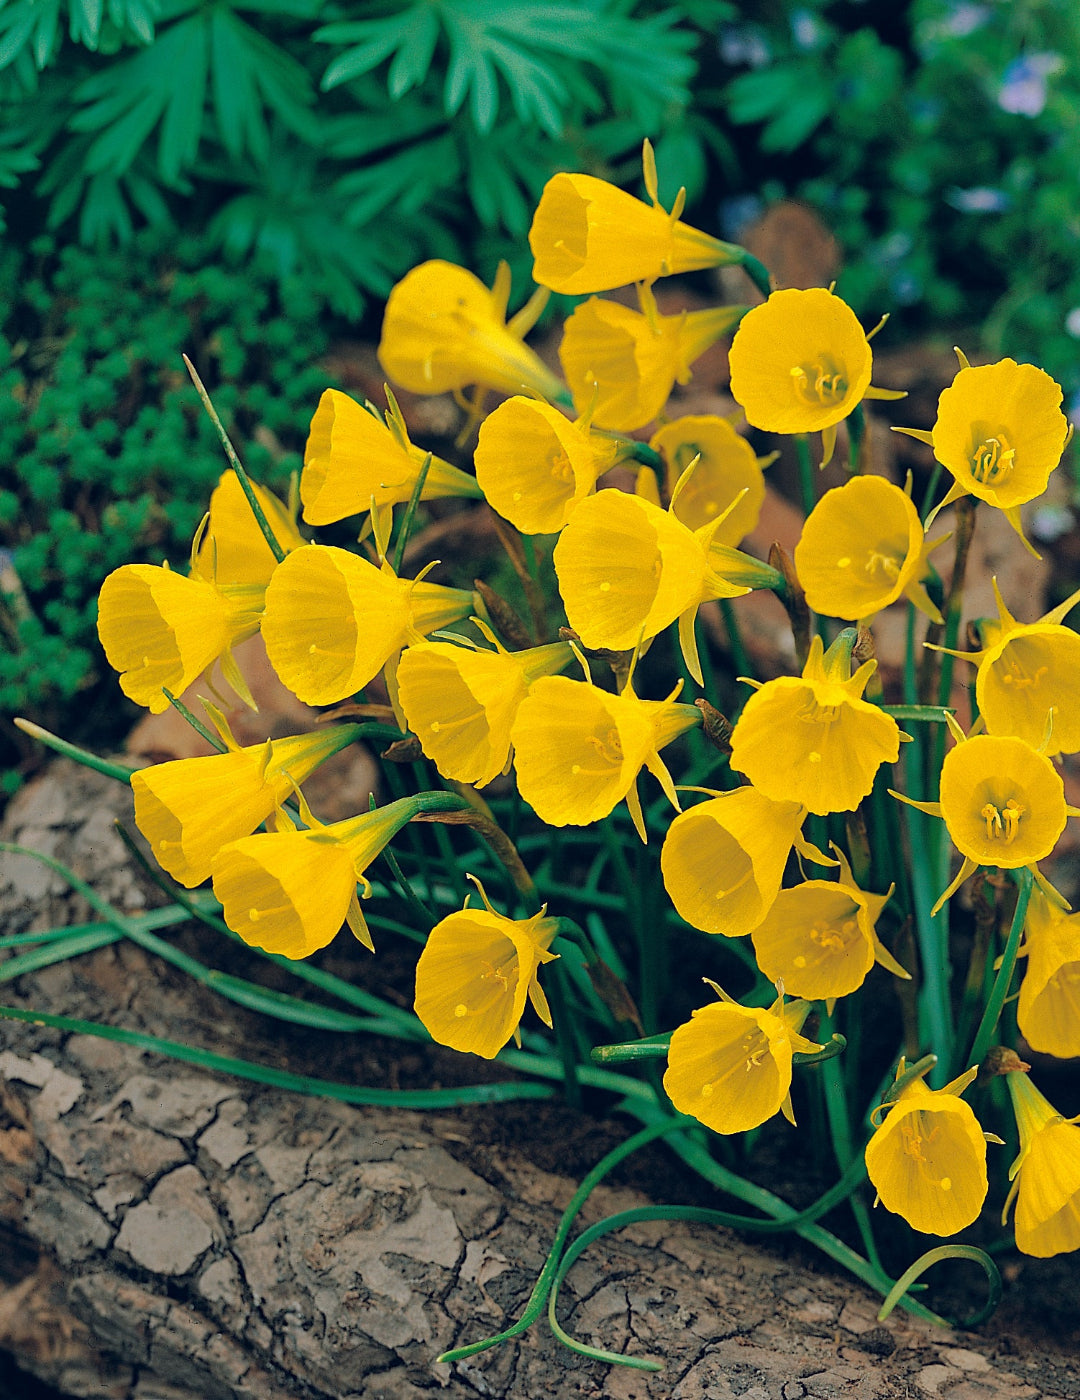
[{"x1": 1, "y1": 762, "x2": 1079, "y2": 1400}]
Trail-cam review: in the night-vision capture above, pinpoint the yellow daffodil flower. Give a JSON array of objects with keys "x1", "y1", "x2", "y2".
[
  {"x1": 660, "y1": 786, "x2": 833, "y2": 938},
  {"x1": 865, "y1": 1061, "x2": 989, "y2": 1236},
  {"x1": 553, "y1": 486, "x2": 779, "y2": 685},
  {"x1": 193, "y1": 470, "x2": 305, "y2": 588},
  {"x1": 414, "y1": 878, "x2": 559, "y2": 1059},
  {"x1": 397, "y1": 632, "x2": 573, "y2": 789},
  {"x1": 377, "y1": 259, "x2": 564, "y2": 401},
  {"x1": 931, "y1": 577, "x2": 1080, "y2": 756},
  {"x1": 473, "y1": 396, "x2": 622, "y2": 535},
  {"x1": 664, "y1": 982, "x2": 825, "y2": 1134},
  {"x1": 132, "y1": 707, "x2": 361, "y2": 888},
  {"x1": 892, "y1": 728, "x2": 1079, "y2": 915},
  {"x1": 750, "y1": 847, "x2": 906, "y2": 1001},
  {"x1": 510, "y1": 662, "x2": 699, "y2": 840},
  {"x1": 727, "y1": 287, "x2": 903, "y2": 466},
  {"x1": 559, "y1": 283, "x2": 747, "y2": 431},
  {"x1": 895, "y1": 352, "x2": 1070, "y2": 554},
  {"x1": 529, "y1": 139, "x2": 742, "y2": 294},
  {"x1": 1005, "y1": 1069, "x2": 1080, "y2": 1257},
  {"x1": 212, "y1": 793, "x2": 428, "y2": 958},
  {"x1": 729, "y1": 630, "x2": 902, "y2": 815},
  {"x1": 794, "y1": 474, "x2": 946, "y2": 624},
  {"x1": 301, "y1": 387, "x2": 482, "y2": 531},
  {"x1": 650, "y1": 414, "x2": 769, "y2": 540},
  {"x1": 260, "y1": 543, "x2": 475, "y2": 706},
  {"x1": 1017, "y1": 890, "x2": 1080, "y2": 1059}
]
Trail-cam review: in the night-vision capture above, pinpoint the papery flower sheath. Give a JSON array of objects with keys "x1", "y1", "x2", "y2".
[
  {"x1": 529, "y1": 140, "x2": 742, "y2": 294},
  {"x1": 132, "y1": 711, "x2": 360, "y2": 887},
  {"x1": 934, "y1": 578, "x2": 1080, "y2": 756},
  {"x1": 794, "y1": 475, "x2": 946, "y2": 624},
  {"x1": 414, "y1": 879, "x2": 559, "y2": 1059},
  {"x1": 212, "y1": 793, "x2": 429, "y2": 958},
  {"x1": 511, "y1": 668, "x2": 699, "y2": 840},
  {"x1": 751, "y1": 847, "x2": 906, "y2": 1001},
  {"x1": 1005, "y1": 1070, "x2": 1080, "y2": 1257},
  {"x1": 1017, "y1": 889, "x2": 1080, "y2": 1059},
  {"x1": 664, "y1": 983, "x2": 825, "y2": 1134},
  {"x1": 559, "y1": 284, "x2": 747, "y2": 432},
  {"x1": 378, "y1": 259, "x2": 564, "y2": 401},
  {"x1": 865, "y1": 1062, "x2": 989, "y2": 1235},
  {"x1": 729, "y1": 631, "x2": 902, "y2": 815},
  {"x1": 650, "y1": 414, "x2": 768, "y2": 540},
  {"x1": 301, "y1": 387, "x2": 482, "y2": 529},
  {"x1": 260, "y1": 544, "x2": 475, "y2": 706},
  {"x1": 473, "y1": 396, "x2": 621, "y2": 535},
  {"x1": 553, "y1": 487, "x2": 778, "y2": 685},
  {"x1": 895, "y1": 353, "x2": 1070, "y2": 550},
  {"x1": 193, "y1": 470, "x2": 305, "y2": 588},
  {"x1": 397, "y1": 634, "x2": 573, "y2": 789},
  {"x1": 661, "y1": 786, "x2": 832, "y2": 938},
  {"x1": 893, "y1": 729, "x2": 1079, "y2": 914}
]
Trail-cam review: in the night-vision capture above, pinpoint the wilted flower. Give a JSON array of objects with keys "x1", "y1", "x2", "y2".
[
  {"x1": 1017, "y1": 889, "x2": 1080, "y2": 1059},
  {"x1": 378, "y1": 259, "x2": 564, "y2": 401},
  {"x1": 529, "y1": 139, "x2": 742, "y2": 294},
  {"x1": 397, "y1": 634, "x2": 573, "y2": 789},
  {"x1": 729, "y1": 631, "x2": 902, "y2": 815},
  {"x1": 650, "y1": 414, "x2": 768, "y2": 540},
  {"x1": 664, "y1": 983, "x2": 824, "y2": 1134},
  {"x1": 414, "y1": 879, "x2": 559, "y2": 1059},
  {"x1": 1005, "y1": 1069, "x2": 1080, "y2": 1258},
  {"x1": 794, "y1": 474, "x2": 946, "y2": 623},
  {"x1": 865, "y1": 1062, "x2": 989, "y2": 1235}
]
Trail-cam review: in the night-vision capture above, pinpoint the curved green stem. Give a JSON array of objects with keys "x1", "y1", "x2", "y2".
[
  {"x1": 968, "y1": 868, "x2": 1032, "y2": 1069},
  {"x1": 878, "y1": 1245, "x2": 1002, "y2": 1328}
]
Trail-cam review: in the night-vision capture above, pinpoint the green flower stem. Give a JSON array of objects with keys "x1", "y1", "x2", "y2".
[
  {"x1": 739, "y1": 252, "x2": 772, "y2": 302},
  {"x1": 847, "y1": 403, "x2": 866, "y2": 473},
  {"x1": 967, "y1": 868, "x2": 1032, "y2": 1070},
  {"x1": 13, "y1": 718, "x2": 136, "y2": 784},
  {"x1": 391, "y1": 450, "x2": 432, "y2": 575},
  {"x1": 0, "y1": 1002, "x2": 551, "y2": 1109},
  {"x1": 547, "y1": 960, "x2": 583, "y2": 1108},
  {"x1": 183, "y1": 353, "x2": 286, "y2": 564},
  {"x1": 590, "y1": 1034, "x2": 671, "y2": 1063},
  {"x1": 877, "y1": 1245, "x2": 1001, "y2": 1328},
  {"x1": 818, "y1": 1011, "x2": 882, "y2": 1273},
  {"x1": 794, "y1": 433, "x2": 816, "y2": 519},
  {"x1": 718, "y1": 598, "x2": 753, "y2": 682},
  {"x1": 162, "y1": 689, "x2": 228, "y2": 752}
]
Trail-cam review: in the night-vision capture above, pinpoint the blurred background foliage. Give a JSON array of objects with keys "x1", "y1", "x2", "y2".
[{"x1": 3, "y1": 0, "x2": 1080, "y2": 779}]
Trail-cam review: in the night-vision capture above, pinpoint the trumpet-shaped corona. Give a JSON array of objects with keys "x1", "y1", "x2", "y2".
[
  {"x1": 650, "y1": 415, "x2": 766, "y2": 540},
  {"x1": 559, "y1": 287, "x2": 747, "y2": 432},
  {"x1": 865, "y1": 1064, "x2": 989, "y2": 1235},
  {"x1": 729, "y1": 632, "x2": 901, "y2": 815},
  {"x1": 794, "y1": 475, "x2": 945, "y2": 624},
  {"x1": 378, "y1": 260, "x2": 564, "y2": 401},
  {"x1": 664, "y1": 985, "x2": 824, "y2": 1134},
  {"x1": 1005, "y1": 1071, "x2": 1080, "y2": 1258},
  {"x1": 414, "y1": 883, "x2": 559, "y2": 1059},
  {"x1": 397, "y1": 637, "x2": 573, "y2": 789},
  {"x1": 1017, "y1": 890, "x2": 1080, "y2": 1059},
  {"x1": 474, "y1": 397, "x2": 620, "y2": 535},
  {"x1": 193, "y1": 470, "x2": 305, "y2": 588},
  {"x1": 260, "y1": 544, "x2": 475, "y2": 706},
  {"x1": 301, "y1": 388, "x2": 482, "y2": 526}
]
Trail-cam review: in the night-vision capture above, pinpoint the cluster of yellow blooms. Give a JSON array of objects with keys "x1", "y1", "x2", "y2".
[{"x1": 94, "y1": 144, "x2": 1080, "y2": 1262}]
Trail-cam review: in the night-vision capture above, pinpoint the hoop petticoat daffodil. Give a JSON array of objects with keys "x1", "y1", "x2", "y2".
[
  {"x1": 1016, "y1": 889, "x2": 1080, "y2": 1059},
  {"x1": 794, "y1": 474, "x2": 947, "y2": 625},
  {"x1": 660, "y1": 785, "x2": 835, "y2": 938},
  {"x1": 473, "y1": 395, "x2": 624, "y2": 536},
  {"x1": 510, "y1": 655, "x2": 700, "y2": 841},
  {"x1": 300, "y1": 386, "x2": 482, "y2": 537},
  {"x1": 729, "y1": 630, "x2": 903, "y2": 815},
  {"x1": 259, "y1": 543, "x2": 476, "y2": 707},
  {"x1": 529, "y1": 138, "x2": 744, "y2": 295},
  {"x1": 727, "y1": 287, "x2": 904, "y2": 468},
  {"x1": 1004, "y1": 1069, "x2": 1080, "y2": 1258},
  {"x1": 930, "y1": 577, "x2": 1080, "y2": 756},
  {"x1": 865, "y1": 1060, "x2": 990, "y2": 1236},
  {"x1": 397, "y1": 630, "x2": 574, "y2": 789},
  {"x1": 664, "y1": 981, "x2": 827, "y2": 1134},
  {"x1": 193, "y1": 470, "x2": 305, "y2": 588},
  {"x1": 377, "y1": 259, "x2": 565, "y2": 402},
  {"x1": 553, "y1": 483, "x2": 781, "y2": 686},
  {"x1": 750, "y1": 846, "x2": 907, "y2": 1003},
  {"x1": 891, "y1": 726, "x2": 1080, "y2": 915},
  {"x1": 413, "y1": 876, "x2": 559, "y2": 1059},
  {"x1": 894, "y1": 351, "x2": 1070, "y2": 556},
  {"x1": 649, "y1": 413, "x2": 770, "y2": 540},
  {"x1": 559, "y1": 282, "x2": 748, "y2": 432}
]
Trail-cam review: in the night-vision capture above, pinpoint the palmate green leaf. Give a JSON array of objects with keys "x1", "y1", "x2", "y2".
[
  {"x1": 335, "y1": 131, "x2": 460, "y2": 226},
  {"x1": 726, "y1": 59, "x2": 832, "y2": 153},
  {"x1": 317, "y1": 8, "x2": 431, "y2": 92}
]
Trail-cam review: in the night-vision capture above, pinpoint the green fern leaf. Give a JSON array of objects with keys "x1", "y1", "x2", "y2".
[
  {"x1": 317, "y1": 9, "x2": 431, "y2": 92},
  {"x1": 387, "y1": 3, "x2": 438, "y2": 98}
]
